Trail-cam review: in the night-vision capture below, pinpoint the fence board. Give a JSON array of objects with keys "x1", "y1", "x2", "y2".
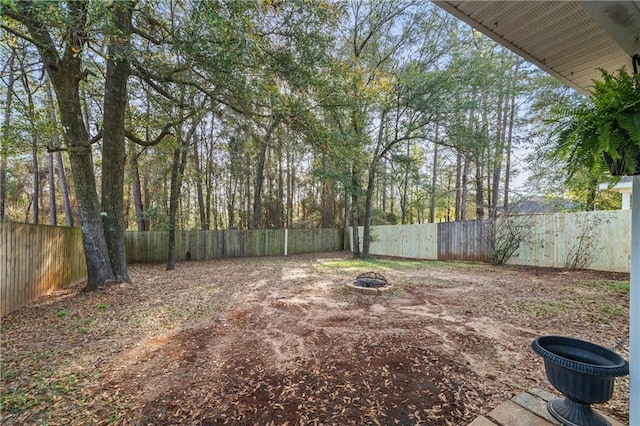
[
  {"x1": 350, "y1": 225, "x2": 438, "y2": 259},
  {"x1": 437, "y1": 220, "x2": 492, "y2": 262},
  {"x1": 1, "y1": 222, "x2": 86, "y2": 317}
]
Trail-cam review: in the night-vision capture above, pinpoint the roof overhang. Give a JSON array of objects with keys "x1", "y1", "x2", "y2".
[
  {"x1": 433, "y1": 1, "x2": 640, "y2": 94},
  {"x1": 600, "y1": 177, "x2": 634, "y2": 194}
]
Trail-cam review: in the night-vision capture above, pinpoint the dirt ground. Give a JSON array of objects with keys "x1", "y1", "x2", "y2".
[{"x1": 0, "y1": 252, "x2": 630, "y2": 425}]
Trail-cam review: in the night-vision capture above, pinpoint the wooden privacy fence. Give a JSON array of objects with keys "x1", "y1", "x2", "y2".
[
  {"x1": 2, "y1": 212, "x2": 629, "y2": 317},
  {"x1": 350, "y1": 223, "x2": 439, "y2": 260},
  {"x1": 351, "y1": 210, "x2": 631, "y2": 273},
  {"x1": 0, "y1": 222, "x2": 86, "y2": 317},
  {"x1": 1, "y1": 226, "x2": 343, "y2": 316},
  {"x1": 124, "y1": 228, "x2": 344, "y2": 263},
  {"x1": 505, "y1": 210, "x2": 631, "y2": 272},
  {"x1": 351, "y1": 221, "x2": 492, "y2": 262},
  {"x1": 437, "y1": 220, "x2": 493, "y2": 262}
]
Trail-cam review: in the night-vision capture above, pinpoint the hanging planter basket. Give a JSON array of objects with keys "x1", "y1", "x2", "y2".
[
  {"x1": 603, "y1": 144, "x2": 640, "y2": 176},
  {"x1": 552, "y1": 57, "x2": 640, "y2": 178}
]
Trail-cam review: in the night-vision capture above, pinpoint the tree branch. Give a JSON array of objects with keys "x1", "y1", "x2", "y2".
[
  {"x1": 125, "y1": 123, "x2": 173, "y2": 147},
  {"x1": 89, "y1": 129, "x2": 103, "y2": 144},
  {"x1": 2, "y1": 2, "x2": 61, "y2": 72},
  {"x1": 46, "y1": 145, "x2": 67, "y2": 153},
  {"x1": 131, "y1": 26, "x2": 167, "y2": 46},
  {"x1": 130, "y1": 64, "x2": 185, "y2": 106},
  {"x1": 0, "y1": 23, "x2": 40, "y2": 47}
]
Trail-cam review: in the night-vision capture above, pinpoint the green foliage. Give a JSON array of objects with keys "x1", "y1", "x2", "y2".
[
  {"x1": 550, "y1": 68, "x2": 640, "y2": 177},
  {"x1": 372, "y1": 210, "x2": 398, "y2": 225}
]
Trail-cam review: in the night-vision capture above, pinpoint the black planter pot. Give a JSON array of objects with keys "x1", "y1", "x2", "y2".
[{"x1": 531, "y1": 336, "x2": 628, "y2": 426}]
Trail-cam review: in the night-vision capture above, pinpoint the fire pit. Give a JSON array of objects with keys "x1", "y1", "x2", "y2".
[{"x1": 344, "y1": 272, "x2": 394, "y2": 295}]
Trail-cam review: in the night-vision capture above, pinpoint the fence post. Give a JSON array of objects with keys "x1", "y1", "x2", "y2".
[
  {"x1": 284, "y1": 228, "x2": 288, "y2": 256},
  {"x1": 629, "y1": 175, "x2": 639, "y2": 425}
]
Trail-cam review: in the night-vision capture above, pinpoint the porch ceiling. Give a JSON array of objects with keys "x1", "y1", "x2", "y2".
[{"x1": 433, "y1": 1, "x2": 640, "y2": 94}]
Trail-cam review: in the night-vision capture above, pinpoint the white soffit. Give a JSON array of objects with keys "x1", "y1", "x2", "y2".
[{"x1": 433, "y1": 1, "x2": 640, "y2": 94}]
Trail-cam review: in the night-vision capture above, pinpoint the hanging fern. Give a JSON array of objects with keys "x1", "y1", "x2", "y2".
[{"x1": 550, "y1": 68, "x2": 640, "y2": 177}]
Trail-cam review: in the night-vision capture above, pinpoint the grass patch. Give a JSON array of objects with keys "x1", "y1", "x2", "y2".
[
  {"x1": 318, "y1": 257, "x2": 471, "y2": 271},
  {"x1": 569, "y1": 293, "x2": 624, "y2": 322},
  {"x1": 512, "y1": 300, "x2": 572, "y2": 319},
  {"x1": 582, "y1": 280, "x2": 629, "y2": 294},
  {"x1": 596, "y1": 301, "x2": 623, "y2": 320},
  {"x1": 0, "y1": 366, "x2": 83, "y2": 415}
]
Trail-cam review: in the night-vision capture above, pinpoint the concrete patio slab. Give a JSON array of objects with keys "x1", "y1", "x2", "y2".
[{"x1": 468, "y1": 389, "x2": 626, "y2": 426}]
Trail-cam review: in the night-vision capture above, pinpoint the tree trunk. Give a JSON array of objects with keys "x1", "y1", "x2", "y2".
[
  {"x1": 429, "y1": 130, "x2": 439, "y2": 224},
  {"x1": 251, "y1": 119, "x2": 279, "y2": 230},
  {"x1": 350, "y1": 168, "x2": 360, "y2": 258},
  {"x1": 362, "y1": 161, "x2": 377, "y2": 259},
  {"x1": 381, "y1": 158, "x2": 388, "y2": 213},
  {"x1": 167, "y1": 145, "x2": 185, "y2": 270},
  {"x1": 227, "y1": 168, "x2": 236, "y2": 229},
  {"x1": 277, "y1": 141, "x2": 285, "y2": 228},
  {"x1": 31, "y1": 128, "x2": 39, "y2": 224},
  {"x1": 45, "y1": 79, "x2": 58, "y2": 226},
  {"x1": 401, "y1": 140, "x2": 410, "y2": 224},
  {"x1": 475, "y1": 161, "x2": 484, "y2": 220},
  {"x1": 245, "y1": 156, "x2": 251, "y2": 229},
  {"x1": 461, "y1": 154, "x2": 469, "y2": 221},
  {"x1": 343, "y1": 186, "x2": 349, "y2": 250},
  {"x1": 490, "y1": 89, "x2": 507, "y2": 220},
  {"x1": 45, "y1": 77, "x2": 74, "y2": 227},
  {"x1": 363, "y1": 109, "x2": 388, "y2": 258},
  {"x1": 252, "y1": 141, "x2": 267, "y2": 230},
  {"x1": 48, "y1": 152, "x2": 56, "y2": 225},
  {"x1": 192, "y1": 133, "x2": 209, "y2": 230},
  {"x1": 20, "y1": 64, "x2": 40, "y2": 224},
  {"x1": 503, "y1": 60, "x2": 520, "y2": 213},
  {"x1": 167, "y1": 118, "x2": 199, "y2": 270},
  {"x1": 205, "y1": 130, "x2": 214, "y2": 229},
  {"x1": 455, "y1": 149, "x2": 462, "y2": 222},
  {"x1": 56, "y1": 152, "x2": 73, "y2": 227},
  {"x1": 586, "y1": 175, "x2": 598, "y2": 211},
  {"x1": 130, "y1": 147, "x2": 146, "y2": 231},
  {"x1": 0, "y1": 49, "x2": 15, "y2": 221},
  {"x1": 287, "y1": 147, "x2": 294, "y2": 228},
  {"x1": 100, "y1": 1, "x2": 132, "y2": 282},
  {"x1": 321, "y1": 179, "x2": 335, "y2": 228}
]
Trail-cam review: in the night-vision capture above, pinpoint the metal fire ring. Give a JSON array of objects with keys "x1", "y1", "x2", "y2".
[{"x1": 354, "y1": 271, "x2": 388, "y2": 288}]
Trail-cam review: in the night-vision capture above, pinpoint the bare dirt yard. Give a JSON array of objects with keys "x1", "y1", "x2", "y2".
[{"x1": 1, "y1": 252, "x2": 630, "y2": 425}]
